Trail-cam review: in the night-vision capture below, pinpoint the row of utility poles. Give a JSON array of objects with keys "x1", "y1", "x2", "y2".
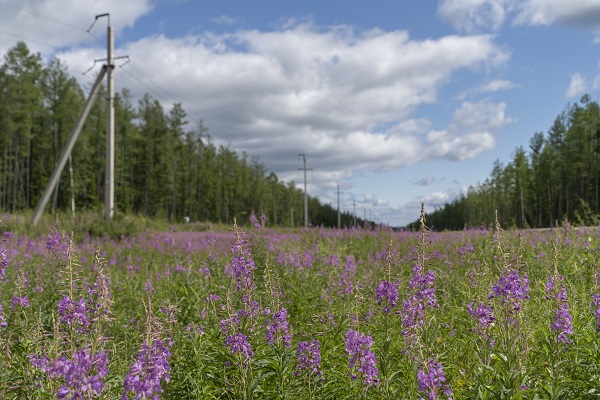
[
  {"x1": 297, "y1": 154, "x2": 376, "y2": 229},
  {"x1": 28, "y1": 14, "x2": 373, "y2": 229}
]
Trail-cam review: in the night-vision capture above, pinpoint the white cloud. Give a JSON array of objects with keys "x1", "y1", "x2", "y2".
[
  {"x1": 516, "y1": 0, "x2": 600, "y2": 27},
  {"x1": 58, "y1": 24, "x2": 509, "y2": 181},
  {"x1": 438, "y1": 0, "x2": 600, "y2": 32},
  {"x1": 566, "y1": 72, "x2": 587, "y2": 98},
  {"x1": 0, "y1": 0, "x2": 153, "y2": 56},
  {"x1": 456, "y1": 78, "x2": 517, "y2": 100},
  {"x1": 437, "y1": 0, "x2": 513, "y2": 33}
]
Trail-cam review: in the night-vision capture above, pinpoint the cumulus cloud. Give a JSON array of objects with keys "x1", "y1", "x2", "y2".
[
  {"x1": 55, "y1": 23, "x2": 510, "y2": 187},
  {"x1": 0, "y1": 0, "x2": 153, "y2": 56},
  {"x1": 566, "y1": 72, "x2": 587, "y2": 98},
  {"x1": 438, "y1": 0, "x2": 600, "y2": 32}
]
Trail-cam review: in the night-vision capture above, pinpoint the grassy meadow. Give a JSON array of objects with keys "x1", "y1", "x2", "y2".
[{"x1": 1, "y1": 211, "x2": 600, "y2": 399}]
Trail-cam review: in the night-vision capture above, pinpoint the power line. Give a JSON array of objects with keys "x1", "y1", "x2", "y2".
[
  {"x1": 0, "y1": 1, "x2": 88, "y2": 32},
  {"x1": 0, "y1": 1, "x2": 103, "y2": 44}
]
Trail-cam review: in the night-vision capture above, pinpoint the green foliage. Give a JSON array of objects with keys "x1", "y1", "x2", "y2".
[{"x1": 416, "y1": 95, "x2": 600, "y2": 231}]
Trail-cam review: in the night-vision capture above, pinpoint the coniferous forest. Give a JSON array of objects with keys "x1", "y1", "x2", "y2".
[
  {"x1": 0, "y1": 42, "x2": 360, "y2": 228},
  {"x1": 411, "y1": 94, "x2": 600, "y2": 231}
]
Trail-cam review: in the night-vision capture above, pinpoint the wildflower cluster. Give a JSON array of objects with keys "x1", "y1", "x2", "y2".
[
  {"x1": 224, "y1": 332, "x2": 254, "y2": 360},
  {"x1": 249, "y1": 211, "x2": 267, "y2": 229},
  {"x1": 402, "y1": 264, "x2": 438, "y2": 334},
  {"x1": 296, "y1": 339, "x2": 322, "y2": 376},
  {"x1": 489, "y1": 269, "x2": 530, "y2": 313},
  {"x1": 417, "y1": 358, "x2": 453, "y2": 400},
  {"x1": 226, "y1": 232, "x2": 256, "y2": 292},
  {"x1": 264, "y1": 307, "x2": 291, "y2": 348},
  {"x1": 30, "y1": 348, "x2": 109, "y2": 398},
  {"x1": 11, "y1": 295, "x2": 30, "y2": 310},
  {"x1": 344, "y1": 329, "x2": 379, "y2": 385},
  {"x1": 375, "y1": 280, "x2": 398, "y2": 313},
  {"x1": 122, "y1": 339, "x2": 173, "y2": 399},
  {"x1": 545, "y1": 275, "x2": 573, "y2": 344},
  {"x1": 467, "y1": 302, "x2": 496, "y2": 330},
  {"x1": 58, "y1": 296, "x2": 89, "y2": 328},
  {"x1": 335, "y1": 256, "x2": 357, "y2": 296}
]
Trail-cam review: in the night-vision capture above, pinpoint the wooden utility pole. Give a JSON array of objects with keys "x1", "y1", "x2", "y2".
[
  {"x1": 298, "y1": 154, "x2": 312, "y2": 228},
  {"x1": 105, "y1": 15, "x2": 115, "y2": 220},
  {"x1": 337, "y1": 183, "x2": 341, "y2": 229}
]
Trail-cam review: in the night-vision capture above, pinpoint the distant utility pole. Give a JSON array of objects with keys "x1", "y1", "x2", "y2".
[
  {"x1": 352, "y1": 197, "x2": 356, "y2": 228},
  {"x1": 337, "y1": 183, "x2": 341, "y2": 229},
  {"x1": 298, "y1": 154, "x2": 312, "y2": 228}
]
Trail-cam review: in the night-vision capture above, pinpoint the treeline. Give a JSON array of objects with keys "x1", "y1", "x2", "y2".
[
  {"x1": 410, "y1": 94, "x2": 600, "y2": 231},
  {"x1": 0, "y1": 41, "x2": 360, "y2": 228}
]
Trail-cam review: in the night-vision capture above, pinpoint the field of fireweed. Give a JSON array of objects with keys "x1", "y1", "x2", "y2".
[{"x1": 2, "y1": 211, "x2": 600, "y2": 399}]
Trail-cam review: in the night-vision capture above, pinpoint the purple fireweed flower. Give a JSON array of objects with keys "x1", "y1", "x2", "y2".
[
  {"x1": 417, "y1": 358, "x2": 453, "y2": 400},
  {"x1": 591, "y1": 293, "x2": 600, "y2": 331},
  {"x1": 220, "y1": 314, "x2": 241, "y2": 335},
  {"x1": 335, "y1": 256, "x2": 358, "y2": 296},
  {"x1": 122, "y1": 339, "x2": 173, "y2": 399},
  {"x1": 86, "y1": 272, "x2": 112, "y2": 319},
  {"x1": 225, "y1": 332, "x2": 254, "y2": 360},
  {"x1": 545, "y1": 275, "x2": 561, "y2": 300},
  {"x1": 143, "y1": 279, "x2": 155, "y2": 294},
  {"x1": 344, "y1": 329, "x2": 379, "y2": 385},
  {"x1": 402, "y1": 265, "x2": 438, "y2": 336},
  {"x1": 296, "y1": 340, "x2": 322, "y2": 376},
  {"x1": 458, "y1": 242, "x2": 475, "y2": 256},
  {"x1": 467, "y1": 302, "x2": 496, "y2": 329},
  {"x1": 249, "y1": 212, "x2": 261, "y2": 229},
  {"x1": 376, "y1": 280, "x2": 398, "y2": 313},
  {"x1": 546, "y1": 277, "x2": 573, "y2": 344},
  {"x1": 11, "y1": 295, "x2": 29, "y2": 311},
  {"x1": 226, "y1": 235, "x2": 257, "y2": 292},
  {"x1": 265, "y1": 307, "x2": 291, "y2": 348},
  {"x1": 45, "y1": 231, "x2": 62, "y2": 253},
  {"x1": 489, "y1": 269, "x2": 530, "y2": 313},
  {"x1": 58, "y1": 296, "x2": 89, "y2": 328},
  {"x1": 30, "y1": 348, "x2": 109, "y2": 399},
  {"x1": 206, "y1": 293, "x2": 221, "y2": 302}
]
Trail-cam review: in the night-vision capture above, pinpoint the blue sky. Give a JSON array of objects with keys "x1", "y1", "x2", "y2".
[{"x1": 2, "y1": 0, "x2": 600, "y2": 226}]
